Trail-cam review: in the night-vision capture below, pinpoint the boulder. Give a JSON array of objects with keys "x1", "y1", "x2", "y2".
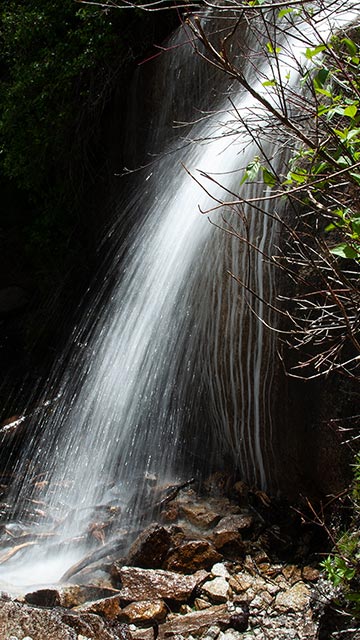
[
  {"x1": 119, "y1": 600, "x2": 167, "y2": 624},
  {"x1": 164, "y1": 541, "x2": 222, "y2": 573},
  {"x1": 59, "y1": 585, "x2": 121, "y2": 608},
  {"x1": 211, "y1": 516, "x2": 252, "y2": 558},
  {"x1": 125, "y1": 525, "x2": 171, "y2": 569},
  {"x1": 157, "y1": 604, "x2": 231, "y2": 638},
  {"x1": 117, "y1": 567, "x2": 208, "y2": 602}
]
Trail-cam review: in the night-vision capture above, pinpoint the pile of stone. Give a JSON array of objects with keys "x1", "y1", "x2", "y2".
[{"x1": 0, "y1": 480, "x2": 326, "y2": 640}]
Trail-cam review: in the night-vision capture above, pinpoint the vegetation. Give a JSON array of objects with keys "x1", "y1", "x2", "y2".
[
  {"x1": 0, "y1": 0, "x2": 176, "y2": 355},
  {"x1": 321, "y1": 453, "x2": 360, "y2": 618}
]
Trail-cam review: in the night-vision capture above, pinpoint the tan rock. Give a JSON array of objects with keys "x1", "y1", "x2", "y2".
[
  {"x1": 129, "y1": 627, "x2": 154, "y2": 640},
  {"x1": 63, "y1": 611, "x2": 129, "y2": 640},
  {"x1": 157, "y1": 604, "x2": 231, "y2": 638},
  {"x1": 201, "y1": 578, "x2": 230, "y2": 603},
  {"x1": 75, "y1": 594, "x2": 122, "y2": 619},
  {"x1": 302, "y1": 566, "x2": 320, "y2": 582},
  {"x1": 194, "y1": 598, "x2": 212, "y2": 610},
  {"x1": 180, "y1": 503, "x2": 221, "y2": 529},
  {"x1": 118, "y1": 566, "x2": 208, "y2": 602},
  {"x1": 59, "y1": 585, "x2": 121, "y2": 608},
  {"x1": 120, "y1": 599, "x2": 167, "y2": 624},
  {"x1": 0, "y1": 600, "x2": 76, "y2": 640},
  {"x1": 282, "y1": 565, "x2": 302, "y2": 584},
  {"x1": 274, "y1": 582, "x2": 311, "y2": 612},
  {"x1": 164, "y1": 540, "x2": 222, "y2": 573}
]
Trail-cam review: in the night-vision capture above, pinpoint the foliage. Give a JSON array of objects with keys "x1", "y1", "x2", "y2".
[
  {"x1": 183, "y1": 0, "x2": 360, "y2": 379},
  {"x1": 321, "y1": 454, "x2": 360, "y2": 618},
  {"x1": 0, "y1": 0, "x2": 176, "y2": 344}
]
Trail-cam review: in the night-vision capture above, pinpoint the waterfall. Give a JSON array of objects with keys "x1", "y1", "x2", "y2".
[{"x1": 0, "y1": 2, "x2": 358, "y2": 590}]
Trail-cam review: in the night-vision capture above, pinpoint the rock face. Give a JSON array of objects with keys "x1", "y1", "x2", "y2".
[
  {"x1": 118, "y1": 566, "x2": 208, "y2": 601},
  {"x1": 164, "y1": 540, "x2": 222, "y2": 573}
]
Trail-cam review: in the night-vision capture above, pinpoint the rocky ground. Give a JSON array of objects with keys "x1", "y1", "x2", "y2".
[{"x1": 0, "y1": 476, "x2": 358, "y2": 640}]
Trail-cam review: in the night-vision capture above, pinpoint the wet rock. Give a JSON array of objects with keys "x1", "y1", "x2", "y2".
[
  {"x1": 211, "y1": 516, "x2": 251, "y2": 558},
  {"x1": 75, "y1": 594, "x2": 122, "y2": 618},
  {"x1": 59, "y1": 584, "x2": 121, "y2": 608},
  {"x1": 119, "y1": 600, "x2": 167, "y2": 624},
  {"x1": 157, "y1": 604, "x2": 231, "y2": 638},
  {"x1": 164, "y1": 541, "x2": 222, "y2": 573},
  {"x1": 24, "y1": 589, "x2": 61, "y2": 607},
  {"x1": 274, "y1": 582, "x2": 311, "y2": 612},
  {"x1": 125, "y1": 525, "x2": 172, "y2": 569},
  {"x1": 180, "y1": 503, "x2": 221, "y2": 529},
  {"x1": 201, "y1": 578, "x2": 230, "y2": 604},
  {"x1": 117, "y1": 567, "x2": 208, "y2": 602}
]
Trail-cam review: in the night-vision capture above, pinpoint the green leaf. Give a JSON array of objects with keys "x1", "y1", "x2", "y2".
[
  {"x1": 278, "y1": 7, "x2": 293, "y2": 18},
  {"x1": 240, "y1": 157, "x2": 261, "y2": 185},
  {"x1": 266, "y1": 42, "x2": 281, "y2": 55},
  {"x1": 314, "y1": 67, "x2": 330, "y2": 86},
  {"x1": 304, "y1": 44, "x2": 326, "y2": 60},
  {"x1": 341, "y1": 37, "x2": 357, "y2": 56},
  {"x1": 262, "y1": 167, "x2": 277, "y2": 187},
  {"x1": 351, "y1": 217, "x2": 360, "y2": 236},
  {"x1": 344, "y1": 104, "x2": 358, "y2": 118},
  {"x1": 330, "y1": 243, "x2": 359, "y2": 259},
  {"x1": 346, "y1": 592, "x2": 360, "y2": 603},
  {"x1": 262, "y1": 79, "x2": 277, "y2": 87}
]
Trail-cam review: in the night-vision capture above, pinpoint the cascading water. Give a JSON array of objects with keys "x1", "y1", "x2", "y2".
[{"x1": 0, "y1": 2, "x2": 358, "y2": 590}]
